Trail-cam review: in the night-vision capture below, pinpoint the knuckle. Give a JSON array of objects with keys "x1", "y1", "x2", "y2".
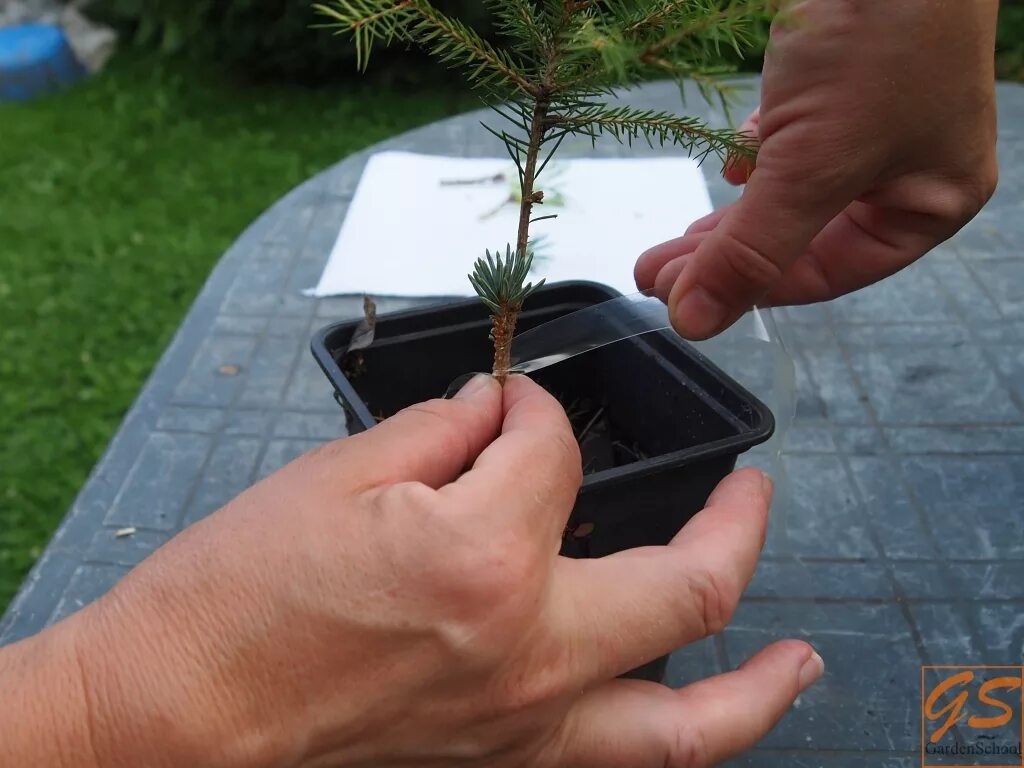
[
  {"x1": 492, "y1": 655, "x2": 566, "y2": 715},
  {"x1": 369, "y1": 486, "x2": 543, "y2": 666},
  {"x1": 669, "y1": 721, "x2": 713, "y2": 768},
  {"x1": 927, "y1": 163, "x2": 999, "y2": 230},
  {"x1": 400, "y1": 400, "x2": 450, "y2": 422},
  {"x1": 683, "y1": 569, "x2": 735, "y2": 637},
  {"x1": 376, "y1": 479, "x2": 439, "y2": 515},
  {"x1": 429, "y1": 529, "x2": 536, "y2": 617},
  {"x1": 427, "y1": 537, "x2": 542, "y2": 666},
  {"x1": 965, "y1": 160, "x2": 999, "y2": 215},
  {"x1": 548, "y1": 429, "x2": 583, "y2": 487},
  {"x1": 400, "y1": 400, "x2": 470, "y2": 454},
  {"x1": 717, "y1": 230, "x2": 785, "y2": 294},
  {"x1": 464, "y1": 533, "x2": 536, "y2": 600}
]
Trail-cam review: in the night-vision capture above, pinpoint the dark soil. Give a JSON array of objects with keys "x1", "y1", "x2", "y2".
[{"x1": 561, "y1": 395, "x2": 647, "y2": 475}]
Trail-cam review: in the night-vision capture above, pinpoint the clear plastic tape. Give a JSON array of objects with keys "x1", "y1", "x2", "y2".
[
  {"x1": 509, "y1": 291, "x2": 795, "y2": 506},
  {"x1": 508, "y1": 291, "x2": 675, "y2": 375},
  {"x1": 443, "y1": 292, "x2": 796, "y2": 517}
]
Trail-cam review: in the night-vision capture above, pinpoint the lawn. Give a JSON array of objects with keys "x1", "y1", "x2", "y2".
[{"x1": 0, "y1": 52, "x2": 471, "y2": 611}]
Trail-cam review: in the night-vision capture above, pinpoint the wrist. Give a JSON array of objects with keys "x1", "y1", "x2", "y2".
[
  {"x1": 0, "y1": 618, "x2": 103, "y2": 768},
  {"x1": 71, "y1": 573, "x2": 293, "y2": 768}
]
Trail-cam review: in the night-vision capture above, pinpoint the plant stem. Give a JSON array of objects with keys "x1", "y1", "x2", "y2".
[
  {"x1": 516, "y1": 94, "x2": 550, "y2": 257},
  {"x1": 491, "y1": 307, "x2": 517, "y2": 384},
  {"x1": 492, "y1": 92, "x2": 550, "y2": 381}
]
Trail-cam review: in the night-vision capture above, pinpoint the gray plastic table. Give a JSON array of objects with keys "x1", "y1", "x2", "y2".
[{"x1": 4, "y1": 79, "x2": 1023, "y2": 766}]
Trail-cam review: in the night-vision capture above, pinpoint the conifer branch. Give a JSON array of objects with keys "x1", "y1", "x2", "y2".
[
  {"x1": 623, "y1": 0, "x2": 694, "y2": 35},
  {"x1": 413, "y1": 4, "x2": 539, "y2": 95},
  {"x1": 316, "y1": 0, "x2": 537, "y2": 95},
  {"x1": 313, "y1": 0, "x2": 415, "y2": 68},
  {"x1": 484, "y1": 0, "x2": 550, "y2": 54},
  {"x1": 469, "y1": 245, "x2": 545, "y2": 381},
  {"x1": 550, "y1": 107, "x2": 756, "y2": 163},
  {"x1": 642, "y1": 5, "x2": 755, "y2": 59},
  {"x1": 318, "y1": 0, "x2": 770, "y2": 379}
]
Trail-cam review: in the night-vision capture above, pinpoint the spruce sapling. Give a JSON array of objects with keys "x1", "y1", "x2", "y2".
[{"x1": 316, "y1": 0, "x2": 768, "y2": 380}]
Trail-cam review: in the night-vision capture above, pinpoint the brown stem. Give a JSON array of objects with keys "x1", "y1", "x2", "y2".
[
  {"x1": 516, "y1": 95, "x2": 551, "y2": 258},
  {"x1": 491, "y1": 304, "x2": 519, "y2": 383},
  {"x1": 491, "y1": 93, "x2": 551, "y2": 381}
]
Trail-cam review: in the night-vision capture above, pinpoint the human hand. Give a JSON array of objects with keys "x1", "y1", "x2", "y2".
[
  {"x1": 6, "y1": 376, "x2": 822, "y2": 768},
  {"x1": 635, "y1": 0, "x2": 999, "y2": 339}
]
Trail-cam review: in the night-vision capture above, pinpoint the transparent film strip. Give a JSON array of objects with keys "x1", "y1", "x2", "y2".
[{"x1": 447, "y1": 290, "x2": 795, "y2": 516}]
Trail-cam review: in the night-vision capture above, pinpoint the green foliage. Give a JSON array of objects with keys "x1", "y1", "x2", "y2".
[
  {"x1": 468, "y1": 245, "x2": 545, "y2": 313},
  {"x1": 317, "y1": 0, "x2": 768, "y2": 332},
  {"x1": 316, "y1": 0, "x2": 531, "y2": 92},
  {"x1": 0, "y1": 51, "x2": 471, "y2": 611},
  {"x1": 554, "y1": 105, "x2": 754, "y2": 162}
]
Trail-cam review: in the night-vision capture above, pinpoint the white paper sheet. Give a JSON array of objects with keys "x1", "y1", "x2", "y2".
[{"x1": 307, "y1": 150, "x2": 713, "y2": 298}]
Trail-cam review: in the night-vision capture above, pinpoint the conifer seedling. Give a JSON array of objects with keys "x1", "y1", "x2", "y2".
[{"x1": 316, "y1": 0, "x2": 767, "y2": 381}]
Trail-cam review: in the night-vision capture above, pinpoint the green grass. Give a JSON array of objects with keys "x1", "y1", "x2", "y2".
[{"x1": 0, "y1": 53, "x2": 471, "y2": 612}]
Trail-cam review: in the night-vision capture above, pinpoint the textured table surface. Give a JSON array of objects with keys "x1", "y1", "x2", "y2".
[{"x1": 4, "y1": 78, "x2": 1023, "y2": 765}]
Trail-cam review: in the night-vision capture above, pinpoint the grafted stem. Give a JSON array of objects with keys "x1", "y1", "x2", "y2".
[{"x1": 491, "y1": 306, "x2": 518, "y2": 383}]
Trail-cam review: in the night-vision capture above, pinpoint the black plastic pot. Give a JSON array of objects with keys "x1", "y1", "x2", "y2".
[{"x1": 311, "y1": 281, "x2": 774, "y2": 683}]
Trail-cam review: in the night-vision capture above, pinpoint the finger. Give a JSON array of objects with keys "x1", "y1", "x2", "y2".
[
  {"x1": 723, "y1": 107, "x2": 761, "y2": 186},
  {"x1": 635, "y1": 234, "x2": 698, "y2": 293},
  {"x1": 685, "y1": 207, "x2": 730, "y2": 235},
  {"x1": 548, "y1": 468, "x2": 770, "y2": 684},
  {"x1": 648, "y1": 228, "x2": 718, "y2": 302},
  {"x1": 653, "y1": 256, "x2": 687, "y2": 303},
  {"x1": 764, "y1": 200, "x2": 950, "y2": 306},
  {"x1": 634, "y1": 208, "x2": 728, "y2": 292},
  {"x1": 443, "y1": 375, "x2": 582, "y2": 539},
  {"x1": 337, "y1": 374, "x2": 504, "y2": 490},
  {"x1": 667, "y1": 158, "x2": 855, "y2": 339},
  {"x1": 556, "y1": 640, "x2": 823, "y2": 768},
  {"x1": 650, "y1": 196, "x2": 942, "y2": 311}
]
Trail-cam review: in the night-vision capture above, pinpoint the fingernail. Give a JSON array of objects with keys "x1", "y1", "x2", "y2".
[
  {"x1": 674, "y1": 286, "x2": 728, "y2": 339},
  {"x1": 760, "y1": 470, "x2": 774, "y2": 498},
  {"x1": 798, "y1": 650, "x2": 825, "y2": 692},
  {"x1": 454, "y1": 373, "x2": 493, "y2": 400}
]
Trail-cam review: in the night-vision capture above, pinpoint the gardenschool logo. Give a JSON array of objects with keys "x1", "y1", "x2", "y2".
[{"x1": 922, "y1": 666, "x2": 1024, "y2": 768}]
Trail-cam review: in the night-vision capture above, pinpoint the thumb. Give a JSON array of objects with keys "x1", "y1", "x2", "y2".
[
  {"x1": 667, "y1": 161, "x2": 852, "y2": 339},
  {"x1": 555, "y1": 640, "x2": 823, "y2": 768},
  {"x1": 335, "y1": 373, "x2": 504, "y2": 489}
]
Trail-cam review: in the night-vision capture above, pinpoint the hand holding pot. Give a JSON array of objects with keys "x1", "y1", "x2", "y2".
[
  {"x1": 2, "y1": 376, "x2": 821, "y2": 767},
  {"x1": 635, "y1": 0, "x2": 999, "y2": 339}
]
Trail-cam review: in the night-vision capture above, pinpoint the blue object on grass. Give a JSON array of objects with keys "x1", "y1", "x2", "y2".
[{"x1": 0, "y1": 24, "x2": 85, "y2": 102}]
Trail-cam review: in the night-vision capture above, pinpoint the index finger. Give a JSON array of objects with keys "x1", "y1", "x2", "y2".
[
  {"x1": 442, "y1": 375, "x2": 582, "y2": 544},
  {"x1": 668, "y1": 158, "x2": 853, "y2": 339}
]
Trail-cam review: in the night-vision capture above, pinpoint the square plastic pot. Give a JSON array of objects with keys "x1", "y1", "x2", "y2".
[{"x1": 312, "y1": 281, "x2": 774, "y2": 683}]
